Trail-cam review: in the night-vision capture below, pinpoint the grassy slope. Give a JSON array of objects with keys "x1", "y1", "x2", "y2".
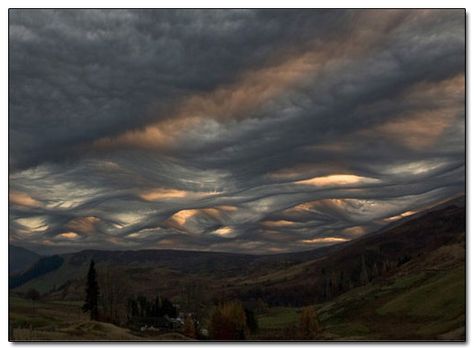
[
  {"x1": 9, "y1": 296, "x2": 192, "y2": 341},
  {"x1": 14, "y1": 258, "x2": 87, "y2": 294},
  {"x1": 319, "y1": 267, "x2": 465, "y2": 340},
  {"x1": 255, "y1": 242, "x2": 465, "y2": 340}
]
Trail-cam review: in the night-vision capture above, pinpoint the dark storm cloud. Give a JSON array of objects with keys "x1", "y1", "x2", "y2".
[
  {"x1": 9, "y1": 9, "x2": 465, "y2": 254},
  {"x1": 9, "y1": 9, "x2": 352, "y2": 170}
]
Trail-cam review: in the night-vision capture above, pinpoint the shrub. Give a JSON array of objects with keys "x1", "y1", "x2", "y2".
[
  {"x1": 209, "y1": 301, "x2": 247, "y2": 340},
  {"x1": 183, "y1": 314, "x2": 197, "y2": 338},
  {"x1": 298, "y1": 306, "x2": 320, "y2": 339}
]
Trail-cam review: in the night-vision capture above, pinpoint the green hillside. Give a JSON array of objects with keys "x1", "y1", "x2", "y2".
[{"x1": 253, "y1": 242, "x2": 465, "y2": 340}]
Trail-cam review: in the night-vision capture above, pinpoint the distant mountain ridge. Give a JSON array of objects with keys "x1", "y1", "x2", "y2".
[{"x1": 9, "y1": 195, "x2": 465, "y2": 300}]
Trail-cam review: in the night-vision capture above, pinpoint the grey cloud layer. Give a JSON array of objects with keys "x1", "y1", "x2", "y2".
[
  {"x1": 10, "y1": 9, "x2": 353, "y2": 169},
  {"x1": 9, "y1": 9, "x2": 465, "y2": 254}
]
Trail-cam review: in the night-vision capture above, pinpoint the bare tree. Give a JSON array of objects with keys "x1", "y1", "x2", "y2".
[{"x1": 99, "y1": 266, "x2": 131, "y2": 325}]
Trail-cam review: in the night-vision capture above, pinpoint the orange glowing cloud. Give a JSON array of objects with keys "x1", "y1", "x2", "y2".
[
  {"x1": 303, "y1": 73, "x2": 464, "y2": 155},
  {"x1": 301, "y1": 237, "x2": 349, "y2": 244},
  {"x1": 282, "y1": 198, "x2": 357, "y2": 217},
  {"x1": 212, "y1": 226, "x2": 235, "y2": 237},
  {"x1": 166, "y1": 206, "x2": 237, "y2": 233},
  {"x1": 66, "y1": 216, "x2": 100, "y2": 234},
  {"x1": 295, "y1": 174, "x2": 379, "y2": 187},
  {"x1": 58, "y1": 232, "x2": 79, "y2": 239},
  {"x1": 267, "y1": 162, "x2": 346, "y2": 181},
  {"x1": 139, "y1": 188, "x2": 189, "y2": 201},
  {"x1": 10, "y1": 191, "x2": 41, "y2": 208},
  {"x1": 94, "y1": 45, "x2": 332, "y2": 151},
  {"x1": 139, "y1": 188, "x2": 221, "y2": 202},
  {"x1": 364, "y1": 74, "x2": 464, "y2": 150},
  {"x1": 261, "y1": 220, "x2": 296, "y2": 228},
  {"x1": 375, "y1": 107, "x2": 461, "y2": 150},
  {"x1": 169, "y1": 209, "x2": 199, "y2": 226},
  {"x1": 93, "y1": 10, "x2": 410, "y2": 152},
  {"x1": 383, "y1": 210, "x2": 417, "y2": 222},
  {"x1": 342, "y1": 226, "x2": 367, "y2": 236},
  {"x1": 404, "y1": 73, "x2": 464, "y2": 103}
]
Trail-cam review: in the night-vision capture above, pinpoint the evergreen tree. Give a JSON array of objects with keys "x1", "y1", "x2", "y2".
[
  {"x1": 152, "y1": 295, "x2": 162, "y2": 317},
  {"x1": 127, "y1": 297, "x2": 138, "y2": 321},
  {"x1": 136, "y1": 295, "x2": 149, "y2": 317},
  {"x1": 82, "y1": 260, "x2": 99, "y2": 320},
  {"x1": 244, "y1": 308, "x2": 259, "y2": 334},
  {"x1": 26, "y1": 288, "x2": 40, "y2": 313},
  {"x1": 162, "y1": 298, "x2": 177, "y2": 318}
]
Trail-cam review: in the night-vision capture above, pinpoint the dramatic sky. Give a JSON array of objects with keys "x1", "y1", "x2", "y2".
[{"x1": 9, "y1": 9, "x2": 465, "y2": 255}]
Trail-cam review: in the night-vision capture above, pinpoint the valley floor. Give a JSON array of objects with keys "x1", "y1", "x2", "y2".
[
  {"x1": 9, "y1": 297, "x2": 190, "y2": 341},
  {"x1": 10, "y1": 262, "x2": 465, "y2": 341}
]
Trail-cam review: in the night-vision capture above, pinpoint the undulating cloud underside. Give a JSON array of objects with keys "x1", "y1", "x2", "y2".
[{"x1": 9, "y1": 9, "x2": 465, "y2": 254}]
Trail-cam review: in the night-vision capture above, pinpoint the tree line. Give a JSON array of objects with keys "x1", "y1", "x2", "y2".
[{"x1": 236, "y1": 252, "x2": 413, "y2": 306}]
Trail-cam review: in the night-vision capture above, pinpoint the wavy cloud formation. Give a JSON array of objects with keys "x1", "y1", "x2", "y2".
[{"x1": 9, "y1": 9, "x2": 465, "y2": 254}]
